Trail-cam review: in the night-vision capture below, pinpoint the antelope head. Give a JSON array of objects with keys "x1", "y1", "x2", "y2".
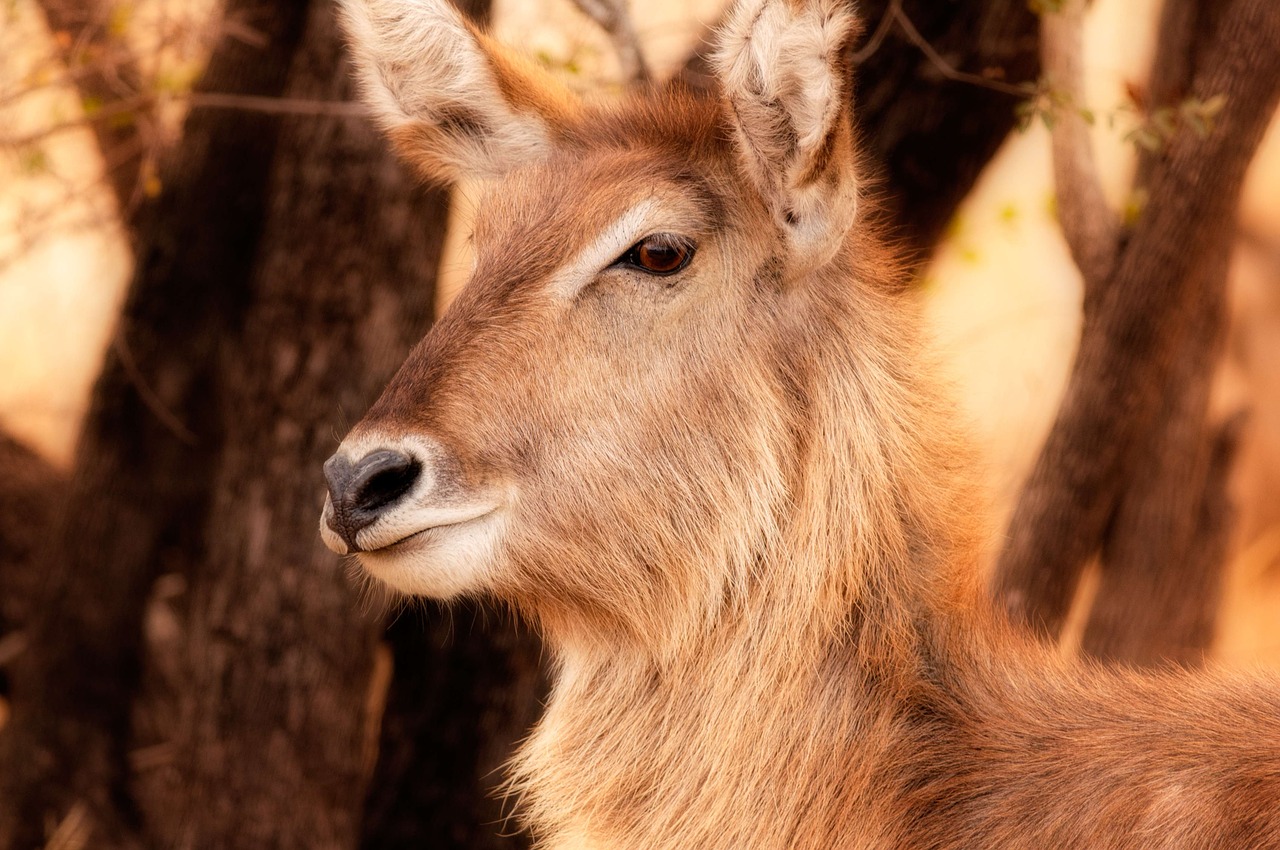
[{"x1": 322, "y1": 0, "x2": 872, "y2": 653}]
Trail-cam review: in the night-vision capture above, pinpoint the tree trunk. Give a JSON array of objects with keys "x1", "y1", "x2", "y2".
[
  {"x1": 992, "y1": 0, "x2": 1280, "y2": 643},
  {"x1": 1077, "y1": 0, "x2": 1238, "y2": 666},
  {"x1": 130, "y1": 0, "x2": 449, "y2": 842},
  {"x1": 0, "y1": 434, "x2": 65, "y2": 701},
  {"x1": 4, "y1": 0, "x2": 547, "y2": 844},
  {"x1": 361, "y1": 604, "x2": 546, "y2": 850},
  {"x1": 0, "y1": 0, "x2": 310, "y2": 845}
]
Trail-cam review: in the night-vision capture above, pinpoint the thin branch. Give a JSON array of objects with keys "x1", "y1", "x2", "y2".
[
  {"x1": 851, "y1": 3, "x2": 897, "y2": 65},
  {"x1": 568, "y1": 0, "x2": 651, "y2": 85},
  {"x1": 31, "y1": 0, "x2": 148, "y2": 224},
  {"x1": 890, "y1": 1, "x2": 1030, "y2": 97},
  {"x1": 0, "y1": 51, "x2": 141, "y2": 109},
  {"x1": 186, "y1": 92, "x2": 367, "y2": 115},
  {"x1": 0, "y1": 93, "x2": 367, "y2": 149},
  {"x1": 1042, "y1": 0, "x2": 1119, "y2": 289},
  {"x1": 111, "y1": 332, "x2": 199, "y2": 446},
  {"x1": 0, "y1": 93, "x2": 152, "y2": 149}
]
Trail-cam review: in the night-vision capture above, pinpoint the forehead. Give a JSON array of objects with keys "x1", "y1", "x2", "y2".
[{"x1": 469, "y1": 94, "x2": 731, "y2": 271}]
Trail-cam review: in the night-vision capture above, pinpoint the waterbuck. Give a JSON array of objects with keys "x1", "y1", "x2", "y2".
[{"x1": 320, "y1": 0, "x2": 1280, "y2": 846}]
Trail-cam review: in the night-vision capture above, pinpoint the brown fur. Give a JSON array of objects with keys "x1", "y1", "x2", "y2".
[{"x1": 330, "y1": 1, "x2": 1280, "y2": 847}]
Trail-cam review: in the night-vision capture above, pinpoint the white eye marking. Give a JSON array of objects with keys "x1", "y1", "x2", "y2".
[{"x1": 548, "y1": 198, "x2": 662, "y2": 299}]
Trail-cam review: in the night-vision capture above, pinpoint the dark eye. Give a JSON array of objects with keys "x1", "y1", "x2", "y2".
[{"x1": 617, "y1": 234, "x2": 695, "y2": 276}]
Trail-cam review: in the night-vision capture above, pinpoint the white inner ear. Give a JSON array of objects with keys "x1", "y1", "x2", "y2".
[
  {"x1": 341, "y1": 0, "x2": 559, "y2": 180},
  {"x1": 548, "y1": 199, "x2": 661, "y2": 299},
  {"x1": 755, "y1": 2, "x2": 847, "y2": 152},
  {"x1": 342, "y1": 0, "x2": 475, "y2": 123}
]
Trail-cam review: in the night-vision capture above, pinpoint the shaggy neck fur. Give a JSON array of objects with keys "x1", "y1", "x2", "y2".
[
  {"x1": 505, "y1": 239, "x2": 1280, "y2": 850},
  {"x1": 335, "y1": 0, "x2": 1280, "y2": 843},
  {"x1": 508, "y1": 239, "x2": 981, "y2": 849}
]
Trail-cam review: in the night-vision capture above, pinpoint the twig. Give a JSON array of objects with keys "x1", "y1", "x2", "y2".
[
  {"x1": 0, "y1": 93, "x2": 367, "y2": 149},
  {"x1": 30, "y1": 0, "x2": 149, "y2": 224},
  {"x1": 0, "y1": 93, "x2": 151, "y2": 149},
  {"x1": 41, "y1": 801, "x2": 92, "y2": 850},
  {"x1": 1041, "y1": 0, "x2": 1118, "y2": 288},
  {"x1": 568, "y1": 0, "x2": 651, "y2": 85},
  {"x1": 186, "y1": 92, "x2": 368, "y2": 116},
  {"x1": 890, "y1": 1, "x2": 1029, "y2": 97},
  {"x1": 0, "y1": 51, "x2": 142, "y2": 108},
  {"x1": 851, "y1": 3, "x2": 897, "y2": 65},
  {"x1": 111, "y1": 332, "x2": 199, "y2": 446}
]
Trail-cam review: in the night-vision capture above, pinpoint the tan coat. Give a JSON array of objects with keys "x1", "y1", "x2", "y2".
[{"x1": 323, "y1": 0, "x2": 1280, "y2": 846}]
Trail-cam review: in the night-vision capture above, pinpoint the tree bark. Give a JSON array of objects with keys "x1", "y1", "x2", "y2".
[
  {"x1": 0, "y1": 434, "x2": 65, "y2": 700},
  {"x1": 0, "y1": 0, "x2": 310, "y2": 845},
  {"x1": 992, "y1": 0, "x2": 1280, "y2": 641},
  {"x1": 4, "y1": 0, "x2": 549, "y2": 845},
  {"x1": 362, "y1": 604, "x2": 546, "y2": 850},
  {"x1": 1077, "y1": 0, "x2": 1238, "y2": 666},
  {"x1": 1042, "y1": 0, "x2": 1117, "y2": 290},
  {"x1": 129, "y1": 0, "x2": 448, "y2": 843}
]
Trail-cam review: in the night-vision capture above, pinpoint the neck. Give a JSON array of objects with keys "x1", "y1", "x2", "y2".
[
  {"x1": 510, "y1": 263, "x2": 984, "y2": 849},
  {"x1": 509, "y1": 531, "x2": 956, "y2": 850}
]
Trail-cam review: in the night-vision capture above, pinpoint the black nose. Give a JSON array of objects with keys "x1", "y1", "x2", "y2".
[{"x1": 324, "y1": 449, "x2": 421, "y2": 551}]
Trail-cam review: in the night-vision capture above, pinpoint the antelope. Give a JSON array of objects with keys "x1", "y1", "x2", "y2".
[{"x1": 320, "y1": 0, "x2": 1280, "y2": 846}]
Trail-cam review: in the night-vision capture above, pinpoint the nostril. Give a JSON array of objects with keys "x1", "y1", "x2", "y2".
[
  {"x1": 353, "y1": 451, "x2": 421, "y2": 512},
  {"x1": 323, "y1": 448, "x2": 422, "y2": 549}
]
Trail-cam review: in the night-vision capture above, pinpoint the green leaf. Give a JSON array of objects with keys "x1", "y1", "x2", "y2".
[
  {"x1": 18, "y1": 146, "x2": 50, "y2": 175},
  {"x1": 107, "y1": 2, "x2": 132, "y2": 38},
  {"x1": 1014, "y1": 100, "x2": 1036, "y2": 132},
  {"x1": 1134, "y1": 129, "x2": 1163, "y2": 153},
  {"x1": 1200, "y1": 93, "x2": 1227, "y2": 118},
  {"x1": 1122, "y1": 188, "x2": 1148, "y2": 226},
  {"x1": 1028, "y1": 0, "x2": 1065, "y2": 14}
]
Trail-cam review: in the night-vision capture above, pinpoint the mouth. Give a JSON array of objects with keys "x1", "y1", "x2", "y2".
[
  {"x1": 319, "y1": 501, "x2": 500, "y2": 556},
  {"x1": 335, "y1": 505, "x2": 505, "y2": 599},
  {"x1": 364, "y1": 510, "x2": 497, "y2": 553}
]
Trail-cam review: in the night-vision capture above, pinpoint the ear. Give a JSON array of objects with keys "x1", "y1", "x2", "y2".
[
  {"x1": 339, "y1": 0, "x2": 581, "y2": 183},
  {"x1": 714, "y1": 0, "x2": 860, "y2": 274}
]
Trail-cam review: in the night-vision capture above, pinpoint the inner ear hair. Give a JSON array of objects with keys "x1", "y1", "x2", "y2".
[
  {"x1": 339, "y1": 0, "x2": 579, "y2": 183},
  {"x1": 714, "y1": 0, "x2": 861, "y2": 271}
]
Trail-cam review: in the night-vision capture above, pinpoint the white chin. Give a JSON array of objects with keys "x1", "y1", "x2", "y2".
[{"x1": 354, "y1": 514, "x2": 503, "y2": 599}]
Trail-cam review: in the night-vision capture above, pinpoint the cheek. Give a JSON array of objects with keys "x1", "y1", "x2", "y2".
[{"x1": 513, "y1": 365, "x2": 779, "y2": 555}]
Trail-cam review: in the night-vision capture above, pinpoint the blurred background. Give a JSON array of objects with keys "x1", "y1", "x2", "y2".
[{"x1": 0, "y1": 0, "x2": 1278, "y2": 847}]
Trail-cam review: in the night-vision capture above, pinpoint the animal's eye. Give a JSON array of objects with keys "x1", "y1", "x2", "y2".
[{"x1": 617, "y1": 234, "x2": 695, "y2": 276}]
